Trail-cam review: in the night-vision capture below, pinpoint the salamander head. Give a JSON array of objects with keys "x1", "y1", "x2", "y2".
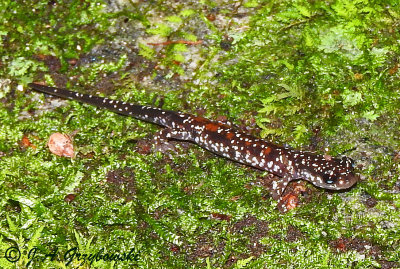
[{"x1": 295, "y1": 154, "x2": 358, "y2": 190}]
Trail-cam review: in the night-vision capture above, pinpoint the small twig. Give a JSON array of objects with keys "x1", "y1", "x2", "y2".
[
  {"x1": 278, "y1": 13, "x2": 319, "y2": 32},
  {"x1": 147, "y1": 40, "x2": 203, "y2": 46}
]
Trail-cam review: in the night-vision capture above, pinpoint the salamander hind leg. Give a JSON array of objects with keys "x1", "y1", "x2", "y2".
[{"x1": 153, "y1": 128, "x2": 192, "y2": 153}]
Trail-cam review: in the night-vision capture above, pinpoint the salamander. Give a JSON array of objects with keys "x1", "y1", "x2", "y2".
[{"x1": 28, "y1": 83, "x2": 358, "y2": 211}]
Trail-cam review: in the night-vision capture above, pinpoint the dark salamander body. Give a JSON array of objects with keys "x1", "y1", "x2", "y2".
[{"x1": 29, "y1": 83, "x2": 358, "y2": 211}]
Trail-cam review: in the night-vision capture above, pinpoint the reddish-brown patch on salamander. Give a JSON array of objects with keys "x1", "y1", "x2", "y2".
[
  {"x1": 226, "y1": 132, "x2": 234, "y2": 139},
  {"x1": 205, "y1": 122, "x2": 220, "y2": 132},
  {"x1": 262, "y1": 147, "x2": 272, "y2": 155}
]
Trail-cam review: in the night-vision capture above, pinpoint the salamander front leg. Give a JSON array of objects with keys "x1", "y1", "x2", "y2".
[{"x1": 270, "y1": 174, "x2": 292, "y2": 201}]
